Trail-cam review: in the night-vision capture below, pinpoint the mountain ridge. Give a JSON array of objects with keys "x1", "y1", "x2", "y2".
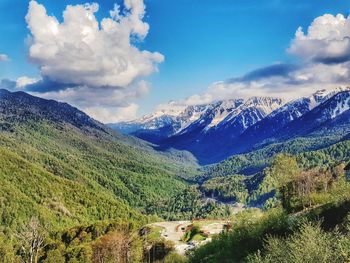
[{"x1": 110, "y1": 88, "x2": 350, "y2": 164}]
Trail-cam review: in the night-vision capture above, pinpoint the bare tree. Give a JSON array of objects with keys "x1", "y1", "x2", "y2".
[
  {"x1": 92, "y1": 230, "x2": 131, "y2": 263},
  {"x1": 16, "y1": 217, "x2": 46, "y2": 263}
]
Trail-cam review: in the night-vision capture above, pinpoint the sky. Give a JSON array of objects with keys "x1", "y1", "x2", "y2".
[{"x1": 1, "y1": 0, "x2": 350, "y2": 122}]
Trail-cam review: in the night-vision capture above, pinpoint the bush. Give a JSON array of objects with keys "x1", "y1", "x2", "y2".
[{"x1": 247, "y1": 222, "x2": 350, "y2": 263}]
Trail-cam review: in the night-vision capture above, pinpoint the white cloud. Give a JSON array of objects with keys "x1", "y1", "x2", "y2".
[
  {"x1": 84, "y1": 103, "x2": 139, "y2": 123},
  {"x1": 29, "y1": 80, "x2": 149, "y2": 123},
  {"x1": 160, "y1": 62, "x2": 350, "y2": 111},
  {"x1": 155, "y1": 13, "x2": 350, "y2": 113},
  {"x1": 20, "y1": 0, "x2": 163, "y2": 123},
  {"x1": 31, "y1": 80, "x2": 149, "y2": 108},
  {"x1": 26, "y1": 0, "x2": 163, "y2": 88},
  {"x1": 0, "y1": 54, "x2": 9, "y2": 61},
  {"x1": 289, "y1": 14, "x2": 350, "y2": 63},
  {"x1": 16, "y1": 76, "x2": 39, "y2": 88}
]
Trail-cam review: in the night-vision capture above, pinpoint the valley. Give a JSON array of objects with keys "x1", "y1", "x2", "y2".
[
  {"x1": 3, "y1": 1, "x2": 350, "y2": 262},
  {"x1": 0, "y1": 88, "x2": 350, "y2": 262}
]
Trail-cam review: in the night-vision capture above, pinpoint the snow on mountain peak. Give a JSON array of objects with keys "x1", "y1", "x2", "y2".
[
  {"x1": 329, "y1": 91, "x2": 350, "y2": 119},
  {"x1": 307, "y1": 87, "x2": 350, "y2": 110},
  {"x1": 111, "y1": 87, "x2": 350, "y2": 139}
]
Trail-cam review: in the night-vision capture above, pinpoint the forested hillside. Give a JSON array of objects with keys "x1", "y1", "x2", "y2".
[
  {"x1": 0, "y1": 90, "x2": 198, "y2": 224},
  {"x1": 203, "y1": 136, "x2": 350, "y2": 179},
  {"x1": 190, "y1": 155, "x2": 350, "y2": 263},
  {"x1": 0, "y1": 89, "x2": 198, "y2": 262}
]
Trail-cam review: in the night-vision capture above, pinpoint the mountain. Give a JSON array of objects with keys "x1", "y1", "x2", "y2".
[
  {"x1": 0, "y1": 89, "x2": 199, "y2": 230},
  {"x1": 110, "y1": 88, "x2": 350, "y2": 164},
  {"x1": 109, "y1": 104, "x2": 212, "y2": 143},
  {"x1": 235, "y1": 88, "x2": 348, "y2": 150},
  {"x1": 161, "y1": 97, "x2": 284, "y2": 163},
  {"x1": 110, "y1": 96, "x2": 285, "y2": 163},
  {"x1": 279, "y1": 90, "x2": 350, "y2": 138}
]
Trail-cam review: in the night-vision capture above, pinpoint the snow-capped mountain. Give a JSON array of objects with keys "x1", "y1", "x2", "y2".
[
  {"x1": 238, "y1": 88, "x2": 350, "y2": 146},
  {"x1": 176, "y1": 99, "x2": 245, "y2": 135},
  {"x1": 109, "y1": 88, "x2": 350, "y2": 164},
  {"x1": 279, "y1": 90, "x2": 350, "y2": 138},
  {"x1": 110, "y1": 104, "x2": 213, "y2": 143}
]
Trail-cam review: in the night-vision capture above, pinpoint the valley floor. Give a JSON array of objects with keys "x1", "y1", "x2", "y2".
[{"x1": 148, "y1": 220, "x2": 229, "y2": 255}]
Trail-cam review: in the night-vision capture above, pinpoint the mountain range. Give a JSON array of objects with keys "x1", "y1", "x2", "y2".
[{"x1": 110, "y1": 88, "x2": 350, "y2": 164}]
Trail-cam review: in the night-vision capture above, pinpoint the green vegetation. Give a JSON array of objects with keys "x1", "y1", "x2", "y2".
[
  {"x1": 201, "y1": 175, "x2": 249, "y2": 203},
  {"x1": 204, "y1": 136, "x2": 350, "y2": 178},
  {"x1": 182, "y1": 224, "x2": 207, "y2": 242},
  {"x1": 0, "y1": 119, "x2": 194, "y2": 229},
  {"x1": 161, "y1": 186, "x2": 236, "y2": 220},
  {"x1": 247, "y1": 222, "x2": 350, "y2": 263},
  {"x1": 0, "y1": 111, "x2": 197, "y2": 261},
  {"x1": 189, "y1": 155, "x2": 350, "y2": 263}
]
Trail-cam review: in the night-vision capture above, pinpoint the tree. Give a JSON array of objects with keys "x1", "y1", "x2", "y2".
[
  {"x1": 43, "y1": 249, "x2": 65, "y2": 263},
  {"x1": 16, "y1": 217, "x2": 47, "y2": 263},
  {"x1": 265, "y1": 154, "x2": 300, "y2": 211},
  {"x1": 92, "y1": 230, "x2": 130, "y2": 263},
  {"x1": 0, "y1": 235, "x2": 21, "y2": 263}
]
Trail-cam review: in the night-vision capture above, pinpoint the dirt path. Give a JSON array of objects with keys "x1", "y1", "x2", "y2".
[
  {"x1": 149, "y1": 221, "x2": 191, "y2": 254},
  {"x1": 149, "y1": 220, "x2": 228, "y2": 255}
]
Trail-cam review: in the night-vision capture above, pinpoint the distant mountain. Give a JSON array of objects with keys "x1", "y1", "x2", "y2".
[
  {"x1": 279, "y1": 90, "x2": 350, "y2": 138},
  {"x1": 236, "y1": 88, "x2": 349, "y2": 149},
  {"x1": 161, "y1": 97, "x2": 284, "y2": 163},
  {"x1": 109, "y1": 104, "x2": 212, "y2": 143},
  {"x1": 110, "y1": 88, "x2": 350, "y2": 164}
]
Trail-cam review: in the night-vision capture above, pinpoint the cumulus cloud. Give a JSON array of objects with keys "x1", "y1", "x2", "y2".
[
  {"x1": 156, "y1": 13, "x2": 350, "y2": 112},
  {"x1": 26, "y1": 80, "x2": 148, "y2": 123},
  {"x1": 84, "y1": 103, "x2": 139, "y2": 123},
  {"x1": 0, "y1": 54, "x2": 9, "y2": 61},
  {"x1": 26, "y1": 0, "x2": 163, "y2": 88},
  {"x1": 289, "y1": 14, "x2": 350, "y2": 64},
  {"x1": 14, "y1": 0, "x2": 163, "y2": 123},
  {"x1": 31, "y1": 80, "x2": 150, "y2": 108}
]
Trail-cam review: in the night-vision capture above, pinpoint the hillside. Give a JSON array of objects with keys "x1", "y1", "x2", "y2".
[
  {"x1": 189, "y1": 155, "x2": 350, "y2": 263},
  {"x1": 0, "y1": 89, "x2": 199, "y2": 230},
  {"x1": 203, "y1": 136, "x2": 350, "y2": 179}
]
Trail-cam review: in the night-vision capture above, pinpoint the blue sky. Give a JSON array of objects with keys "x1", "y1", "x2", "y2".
[{"x1": 1, "y1": 0, "x2": 350, "y2": 121}]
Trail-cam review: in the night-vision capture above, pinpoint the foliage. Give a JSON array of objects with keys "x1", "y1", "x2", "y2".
[
  {"x1": 247, "y1": 222, "x2": 350, "y2": 263},
  {"x1": 162, "y1": 186, "x2": 236, "y2": 220},
  {"x1": 189, "y1": 208, "x2": 289, "y2": 263},
  {"x1": 182, "y1": 224, "x2": 206, "y2": 243},
  {"x1": 201, "y1": 175, "x2": 249, "y2": 203},
  {"x1": 263, "y1": 154, "x2": 300, "y2": 210},
  {"x1": 0, "y1": 109, "x2": 197, "y2": 261},
  {"x1": 203, "y1": 137, "x2": 350, "y2": 178},
  {"x1": 190, "y1": 163, "x2": 350, "y2": 263}
]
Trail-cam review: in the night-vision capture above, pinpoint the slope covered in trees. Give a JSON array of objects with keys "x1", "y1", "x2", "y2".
[
  {"x1": 203, "y1": 136, "x2": 350, "y2": 178},
  {"x1": 0, "y1": 89, "x2": 200, "y2": 261},
  {"x1": 190, "y1": 155, "x2": 350, "y2": 263}
]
